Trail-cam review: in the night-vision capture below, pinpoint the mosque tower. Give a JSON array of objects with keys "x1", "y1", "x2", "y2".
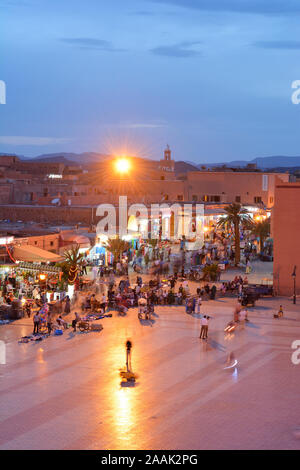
[{"x1": 159, "y1": 145, "x2": 175, "y2": 177}]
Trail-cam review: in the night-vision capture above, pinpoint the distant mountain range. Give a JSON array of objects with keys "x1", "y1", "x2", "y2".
[
  {"x1": 2, "y1": 151, "x2": 300, "y2": 171},
  {"x1": 196, "y1": 156, "x2": 300, "y2": 169},
  {"x1": 27, "y1": 152, "x2": 111, "y2": 165}
]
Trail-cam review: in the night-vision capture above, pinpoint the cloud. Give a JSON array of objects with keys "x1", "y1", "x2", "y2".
[
  {"x1": 122, "y1": 123, "x2": 167, "y2": 129},
  {"x1": 0, "y1": 136, "x2": 72, "y2": 145},
  {"x1": 149, "y1": 0, "x2": 300, "y2": 15},
  {"x1": 60, "y1": 38, "x2": 124, "y2": 52},
  {"x1": 151, "y1": 41, "x2": 202, "y2": 58},
  {"x1": 253, "y1": 40, "x2": 300, "y2": 49},
  {"x1": 116, "y1": 121, "x2": 168, "y2": 129}
]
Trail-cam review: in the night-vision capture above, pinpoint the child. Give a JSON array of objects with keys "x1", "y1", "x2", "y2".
[{"x1": 274, "y1": 305, "x2": 283, "y2": 318}]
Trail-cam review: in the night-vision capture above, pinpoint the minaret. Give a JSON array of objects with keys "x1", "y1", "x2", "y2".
[
  {"x1": 164, "y1": 144, "x2": 171, "y2": 161},
  {"x1": 159, "y1": 145, "x2": 175, "y2": 179}
]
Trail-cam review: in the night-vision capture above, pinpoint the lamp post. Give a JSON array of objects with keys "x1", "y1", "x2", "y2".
[{"x1": 292, "y1": 266, "x2": 297, "y2": 305}]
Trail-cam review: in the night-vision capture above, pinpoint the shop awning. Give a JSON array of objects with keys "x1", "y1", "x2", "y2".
[{"x1": 13, "y1": 245, "x2": 63, "y2": 263}]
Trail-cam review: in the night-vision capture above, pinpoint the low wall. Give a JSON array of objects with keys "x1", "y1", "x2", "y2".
[{"x1": 0, "y1": 205, "x2": 97, "y2": 225}]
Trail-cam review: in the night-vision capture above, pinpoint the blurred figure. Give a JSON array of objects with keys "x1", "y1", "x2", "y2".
[
  {"x1": 126, "y1": 340, "x2": 132, "y2": 372},
  {"x1": 226, "y1": 351, "x2": 236, "y2": 367}
]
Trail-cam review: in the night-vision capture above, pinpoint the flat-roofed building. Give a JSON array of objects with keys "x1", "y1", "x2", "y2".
[{"x1": 183, "y1": 171, "x2": 289, "y2": 207}]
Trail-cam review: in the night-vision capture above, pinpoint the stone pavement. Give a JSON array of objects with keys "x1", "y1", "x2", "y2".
[
  {"x1": 220, "y1": 260, "x2": 273, "y2": 285},
  {"x1": 0, "y1": 293, "x2": 299, "y2": 450}
]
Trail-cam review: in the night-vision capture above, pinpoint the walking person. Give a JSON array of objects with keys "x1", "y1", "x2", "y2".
[{"x1": 239, "y1": 308, "x2": 246, "y2": 329}]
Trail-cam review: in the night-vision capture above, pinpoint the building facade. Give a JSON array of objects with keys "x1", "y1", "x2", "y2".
[{"x1": 273, "y1": 182, "x2": 300, "y2": 296}]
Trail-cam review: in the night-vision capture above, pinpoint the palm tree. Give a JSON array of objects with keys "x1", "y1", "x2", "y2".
[
  {"x1": 64, "y1": 244, "x2": 84, "y2": 284},
  {"x1": 217, "y1": 204, "x2": 253, "y2": 265},
  {"x1": 202, "y1": 264, "x2": 220, "y2": 281},
  {"x1": 103, "y1": 237, "x2": 129, "y2": 263},
  {"x1": 250, "y1": 218, "x2": 270, "y2": 253}
]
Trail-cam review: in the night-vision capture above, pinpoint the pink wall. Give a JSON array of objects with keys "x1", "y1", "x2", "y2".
[
  {"x1": 273, "y1": 183, "x2": 300, "y2": 296},
  {"x1": 185, "y1": 172, "x2": 289, "y2": 207}
]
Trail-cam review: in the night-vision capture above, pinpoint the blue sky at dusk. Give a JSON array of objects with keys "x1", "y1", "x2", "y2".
[{"x1": 1, "y1": 0, "x2": 300, "y2": 163}]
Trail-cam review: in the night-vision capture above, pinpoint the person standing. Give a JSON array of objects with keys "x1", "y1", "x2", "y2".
[
  {"x1": 100, "y1": 293, "x2": 106, "y2": 313},
  {"x1": 239, "y1": 309, "x2": 246, "y2": 329},
  {"x1": 72, "y1": 311, "x2": 81, "y2": 332},
  {"x1": 46, "y1": 311, "x2": 52, "y2": 335},
  {"x1": 64, "y1": 295, "x2": 71, "y2": 315},
  {"x1": 245, "y1": 259, "x2": 251, "y2": 274},
  {"x1": 196, "y1": 296, "x2": 202, "y2": 314},
  {"x1": 199, "y1": 315, "x2": 208, "y2": 339},
  {"x1": 33, "y1": 312, "x2": 40, "y2": 335},
  {"x1": 82, "y1": 259, "x2": 87, "y2": 275},
  {"x1": 25, "y1": 301, "x2": 31, "y2": 318},
  {"x1": 126, "y1": 340, "x2": 132, "y2": 372},
  {"x1": 210, "y1": 284, "x2": 217, "y2": 300}
]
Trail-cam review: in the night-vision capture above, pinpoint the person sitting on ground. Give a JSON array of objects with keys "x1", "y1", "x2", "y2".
[
  {"x1": 274, "y1": 305, "x2": 283, "y2": 318},
  {"x1": 56, "y1": 315, "x2": 68, "y2": 330}
]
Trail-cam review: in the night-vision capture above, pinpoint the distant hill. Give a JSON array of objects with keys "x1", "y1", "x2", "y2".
[
  {"x1": 26, "y1": 155, "x2": 79, "y2": 165},
  {"x1": 31, "y1": 152, "x2": 111, "y2": 165},
  {"x1": 196, "y1": 156, "x2": 300, "y2": 169},
  {"x1": 5, "y1": 151, "x2": 300, "y2": 171},
  {"x1": 174, "y1": 161, "x2": 199, "y2": 174}
]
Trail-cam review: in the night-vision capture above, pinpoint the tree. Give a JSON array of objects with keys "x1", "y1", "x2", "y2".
[
  {"x1": 217, "y1": 204, "x2": 253, "y2": 265},
  {"x1": 202, "y1": 264, "x2": 220, "y2": 281},
  {"x1": 103, "y1": 237, "x2": 129, "y2": 262},
  {"x1": 63, "y1": 244, "x2": 84, "y2": 284},
  {"x1": 250, "y1": 218, "x2": 270, "y2": 252}
]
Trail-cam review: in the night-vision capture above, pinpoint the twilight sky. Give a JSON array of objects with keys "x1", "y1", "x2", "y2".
[{"x1": 1, "y1": 0, "x2": 300, "y2": 163}]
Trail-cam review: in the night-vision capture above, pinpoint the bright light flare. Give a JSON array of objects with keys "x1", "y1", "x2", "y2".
[{"x1": 115, "y1": 158, "x2": 131, "y2": 174}]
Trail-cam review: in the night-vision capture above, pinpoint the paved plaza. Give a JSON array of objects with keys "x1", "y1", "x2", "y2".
[{"x1": 0, "y1": 288, "x2": 299, "y2": 450}]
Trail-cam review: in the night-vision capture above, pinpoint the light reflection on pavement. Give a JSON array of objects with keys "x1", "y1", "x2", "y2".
[{"x1": 0, "y1": 293, "x2": 299, "y2": 450}]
